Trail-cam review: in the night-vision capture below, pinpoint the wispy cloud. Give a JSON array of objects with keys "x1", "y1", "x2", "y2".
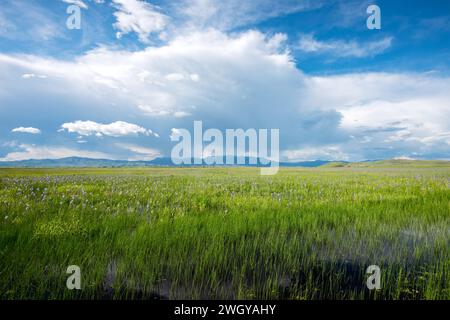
[
  {"x1": 11, "y1": 127, "x2": 41, "y2": 134},
  {"x1": 62, "y1": 0, "x2": 89, "y2": 10},
  {"x1": 283, "y1": 146, "x2": 348, "y2": 162},
  {"x1": 0, "y1": 144, "x2": 110, "y2": 161},
  {"x1": 176, "y1": 0, "x2": 325, "y2": 31},
  {"x1": 297, "y1": 34, "x2": 393, "y2": 58},
  {"x1": 112, "y1": 0, "x2": 169, "y2": 43},
  {"x1": 0, "y1": 1, "x2": 64, "y2": 42},
  {"x1": 116, "y1": 143, "x2": 161, "y2": 160},
  {"x1": 21, "y1": 73, "x2": 47, "y2": 79}
]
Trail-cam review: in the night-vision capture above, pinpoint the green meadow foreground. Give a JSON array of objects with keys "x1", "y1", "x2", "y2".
[{"x1": 0, "y1": 164, "x2": 449, "y2": 299}]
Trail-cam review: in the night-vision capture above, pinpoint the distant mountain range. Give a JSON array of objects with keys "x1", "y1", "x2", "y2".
[
  {"x1": 0, "y1": 157, "x2": 336, "y2": 168},
  {"x1": 0, "y1": 157, "x2": 448, "y2": 168}
]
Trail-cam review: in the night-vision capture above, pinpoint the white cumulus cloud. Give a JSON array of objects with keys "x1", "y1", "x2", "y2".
[
  {"x1": 0, "y1": 30, "x2": 449, "y2": 161},
  {"x1": 60, "y1": 120, "x2": 157, "y2": 137}
]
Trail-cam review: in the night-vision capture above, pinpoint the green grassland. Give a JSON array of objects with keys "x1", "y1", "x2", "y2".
[
  {"x1": 323, "y1": 159, "x2": 450, "y2": 168},
  {"x1": 0, "y1": 165, "x2": 449, "y2": 299}
]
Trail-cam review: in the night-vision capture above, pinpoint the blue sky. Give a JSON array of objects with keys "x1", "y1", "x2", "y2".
[{"x1": 0, "y1": 0, "x2": 449, "y2": 162}]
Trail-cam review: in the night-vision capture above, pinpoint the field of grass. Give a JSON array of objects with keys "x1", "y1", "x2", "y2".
[{"x1": 0, "y1": 166, "x2": 449, "y2": 299}]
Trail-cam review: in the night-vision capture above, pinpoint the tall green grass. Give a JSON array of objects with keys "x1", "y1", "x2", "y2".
[{"x1": 0, "y1": 167, "x2": 449, "y2": 299}]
